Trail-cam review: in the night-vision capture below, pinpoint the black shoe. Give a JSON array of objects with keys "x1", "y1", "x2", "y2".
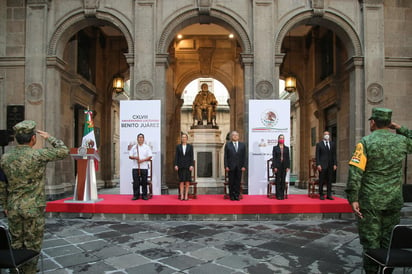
[
  {"x1": 235, "y1": 196, "x2": 240, "y2": 201},
  {"x1": 142, "y1": 195, "x2": 148, "y2": 200},
  {"x1": 320, "y1": 195, "x2": 325, "y2": 200},
  {"x1": 327, "y1": 196, "x2": 334, "y2": 200},
  {"x1": 132, "y1": 196, "x2": 139, "y2": 200},
  {"x1": 230, "y1": 196, "x2": 235, "y2": 201}
]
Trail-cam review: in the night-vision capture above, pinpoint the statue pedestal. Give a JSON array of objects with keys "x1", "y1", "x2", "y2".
[{"x1": 189, "y1": 128, "x2": 224, "y2": 192}]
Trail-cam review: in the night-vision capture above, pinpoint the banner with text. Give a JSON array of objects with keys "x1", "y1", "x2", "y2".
[
  {"x1": 248, "y1": 100, "x2": 290, "y2": 195},
  {"x1": 120, "y1": 100, "x2": 161, "y2": 195}
]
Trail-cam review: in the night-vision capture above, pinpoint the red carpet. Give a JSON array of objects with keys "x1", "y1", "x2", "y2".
[{"x1": 46, "y1": 194, "x2": 352, "y2": 215}]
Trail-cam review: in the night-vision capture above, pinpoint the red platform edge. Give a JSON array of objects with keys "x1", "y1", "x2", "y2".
[{"x1": 46, "y1": 194, "x2": 352, "y2": 215}]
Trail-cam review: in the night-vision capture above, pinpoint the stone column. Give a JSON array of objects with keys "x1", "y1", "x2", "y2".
[
  {"x1": 156, "y1": 53, "x2": 169, "y2": 193},
  {"x1": 361, "y1": 0, "x2": 385, "y2": 124},
  {"x1": 25, "y1": 0, "x2": 49, "y2": 132},
  {"x1": 240, "y1": 53, "x2": 253, "y2": 191},
  {"x1": 253, "y1": 0, "x2": 275, "y2": 99},
  {"x1": 45, "y1": 57, "x2": 66, "y2": 196},
  {"x1": 0, "y1": 0, "x2": 5, "y2": 57},
  {"x1": 124, "y1": 53, "x2": 135, "y2": 98},
  {"x1": 240, "y1": 53, "x2": 253, "y2": 138},
  {"x1": 134, "y1": 0, "x2": 155, "y2": 100},
  {"x1": 346, "y1": 57, "x2": 365, "y2": 150},
  {"x1": 26, "y1": 1, "x2": 64, "y2": 196},
  {"x1": 274, "y1": 53, "x2": 286, "y2": 99}
]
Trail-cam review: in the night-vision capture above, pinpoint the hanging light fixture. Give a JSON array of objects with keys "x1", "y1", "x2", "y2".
[
  {"x1": 112, "y1": 75, "x2": 124, "y2": 93},
  {"x1": 112, "y1": 38, "x2": 124, "y2": 93},
  {"x1": 284, "y1": 32, "x2": 296, "y2": 93},
  {"x1": 285, "y1": 75, "x2": 296, "y2": 93}
]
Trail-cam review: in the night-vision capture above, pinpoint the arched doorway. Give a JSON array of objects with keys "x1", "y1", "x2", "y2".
[
  {"x1": 161, "y1": 21, "x2": 250, "y2": 191},
  {"x1": 180, "y1": 78, "x2": 230, "y2": 188},
  {"x1": 48, "y1": 15, "x2": 132, "y2": 194},
  {"x1": 276, "y1": 12, "x2": 363, "y2": 187}
]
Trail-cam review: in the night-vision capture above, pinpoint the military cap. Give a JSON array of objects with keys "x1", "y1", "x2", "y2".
[
  {"x1": 13, "y1": 120, "x2": 37, "y2": 135},
  {"x1": 368, "y1": 107, "x2": 392, "y2": 122}
]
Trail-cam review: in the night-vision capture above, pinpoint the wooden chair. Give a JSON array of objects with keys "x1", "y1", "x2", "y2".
[
  {"x1": 189, "y1": 160, "x2": 198, "y2": 199},
  {"x1": 223, "y1": 170, "x2": 243, "y2": 199},
  {"x1": 177, "y1": 160, "x2": 198, "y2": 199},
  {"x1": 307, "y1": 157, "x2": 319, "y2": 198},
  {"x1": 267, "y1": 158, "x2": 289, "y2": 199},
  {"x1": 147, "y1": 159, "x2": 153, "y2": 199},
  {"x1": 267, "y1": 158, "x2": 276, "y2": 198},
  {"x1": 130, "y1": 160, "x2": 153, "y2": 199}
]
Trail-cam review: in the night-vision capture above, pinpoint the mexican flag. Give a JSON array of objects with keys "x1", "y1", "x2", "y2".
[{"x1": 82, "y1": 109, "x2": 99, "y2": 170}]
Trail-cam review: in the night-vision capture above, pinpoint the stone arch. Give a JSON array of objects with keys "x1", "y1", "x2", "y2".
[
  {"x1": 175, "y1": 70, "x2": 233, "y2": 100},
  {"x1": 161, "y1": 9, "x2": 249, "y2": 189},
  {"x1": 45, "y1": 10, "x2": 134, "y2": 192},
  {"x1": 275, "y1": 10, "x2": 364, "y2": 186},
  {"x1": 48, "y1": 11, "x2": 134, "y2": 58},
  {"x1": 275, "y1": 11, "x2": 362, "y2": 58},
  {"x1": 157, "y1": 9, "x2": 252, "y2": 54},
  {"x1": 274, "y1": 9, "x2": 363, "y2": 115}
]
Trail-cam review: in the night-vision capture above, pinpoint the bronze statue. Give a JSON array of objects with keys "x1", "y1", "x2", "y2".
[{"x1": 192, "y1": 83, "x2": 218, "y2": 126}]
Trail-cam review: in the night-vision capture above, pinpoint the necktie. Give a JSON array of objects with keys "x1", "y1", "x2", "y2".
[
  {"x1": 234, "y1": 142, "x2": 238, "y2": 152},
  {"x1": 326, "y1": 141, "x2": 330, "y2": 150}
]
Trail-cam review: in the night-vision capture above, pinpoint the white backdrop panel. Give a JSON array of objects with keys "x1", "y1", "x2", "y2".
[
  {"x1": 119, "y1": 100, "x2": 161, "y2": 195},
  {"x1": 248, "y1": 100, "x2": 290, "y2": 195}
]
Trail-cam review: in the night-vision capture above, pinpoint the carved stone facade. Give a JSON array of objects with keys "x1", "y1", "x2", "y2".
[{"x1": 0, "y1": 0, "x2": 411, "y2": 198}]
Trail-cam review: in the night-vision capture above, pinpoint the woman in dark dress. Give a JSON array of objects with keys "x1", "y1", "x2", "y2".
[
  {"x1": 271, "y1": 134, "x2": 290, "y2": 200},
  {"x1": 174, "y1": 133, "x2": 194, "y2": 200}
]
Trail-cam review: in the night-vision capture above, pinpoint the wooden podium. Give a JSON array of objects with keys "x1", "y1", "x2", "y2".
[{"x1": 68, "y1": 147, "x2": 101, "y2": 202}]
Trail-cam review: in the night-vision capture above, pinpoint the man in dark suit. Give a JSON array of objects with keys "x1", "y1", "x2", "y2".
[
  {"x1": 316, "y1": 130, "x2": 337, "y2": 200},
  {"x1": 224, "y1": 131, "x2": 247, "y2": 200}
]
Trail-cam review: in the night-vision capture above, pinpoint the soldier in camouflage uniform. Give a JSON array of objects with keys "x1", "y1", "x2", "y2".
[
  {"x1": 346, "y1": 108, "x2": 412, "y2": 274},
  {"x1": 0, "y1": 120, "x2": 69, "y2": 274}
]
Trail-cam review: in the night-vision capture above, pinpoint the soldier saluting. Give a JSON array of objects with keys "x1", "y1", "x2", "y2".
[
  {"x1": 346, "y1": 108, "x2": 412, "y2": 274},
  {"x1": 0, "y1": 120, "x2": 69, "y2": 274}
]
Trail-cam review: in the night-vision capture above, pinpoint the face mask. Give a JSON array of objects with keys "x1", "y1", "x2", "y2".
[
  {"x1": 324, "y1": 135, "x2": 330, "y2": 140},
  {"x1": 278, "y1": 139, "x2": 284, "y2": 144}
]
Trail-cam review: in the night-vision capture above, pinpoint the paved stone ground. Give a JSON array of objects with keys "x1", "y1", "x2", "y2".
[
  {"x1": 1, "y1": 185, "x2": 411, "y2": 273},
  {"x1": 1, "y1": 217, "x2": 411, "y2": 274}
]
